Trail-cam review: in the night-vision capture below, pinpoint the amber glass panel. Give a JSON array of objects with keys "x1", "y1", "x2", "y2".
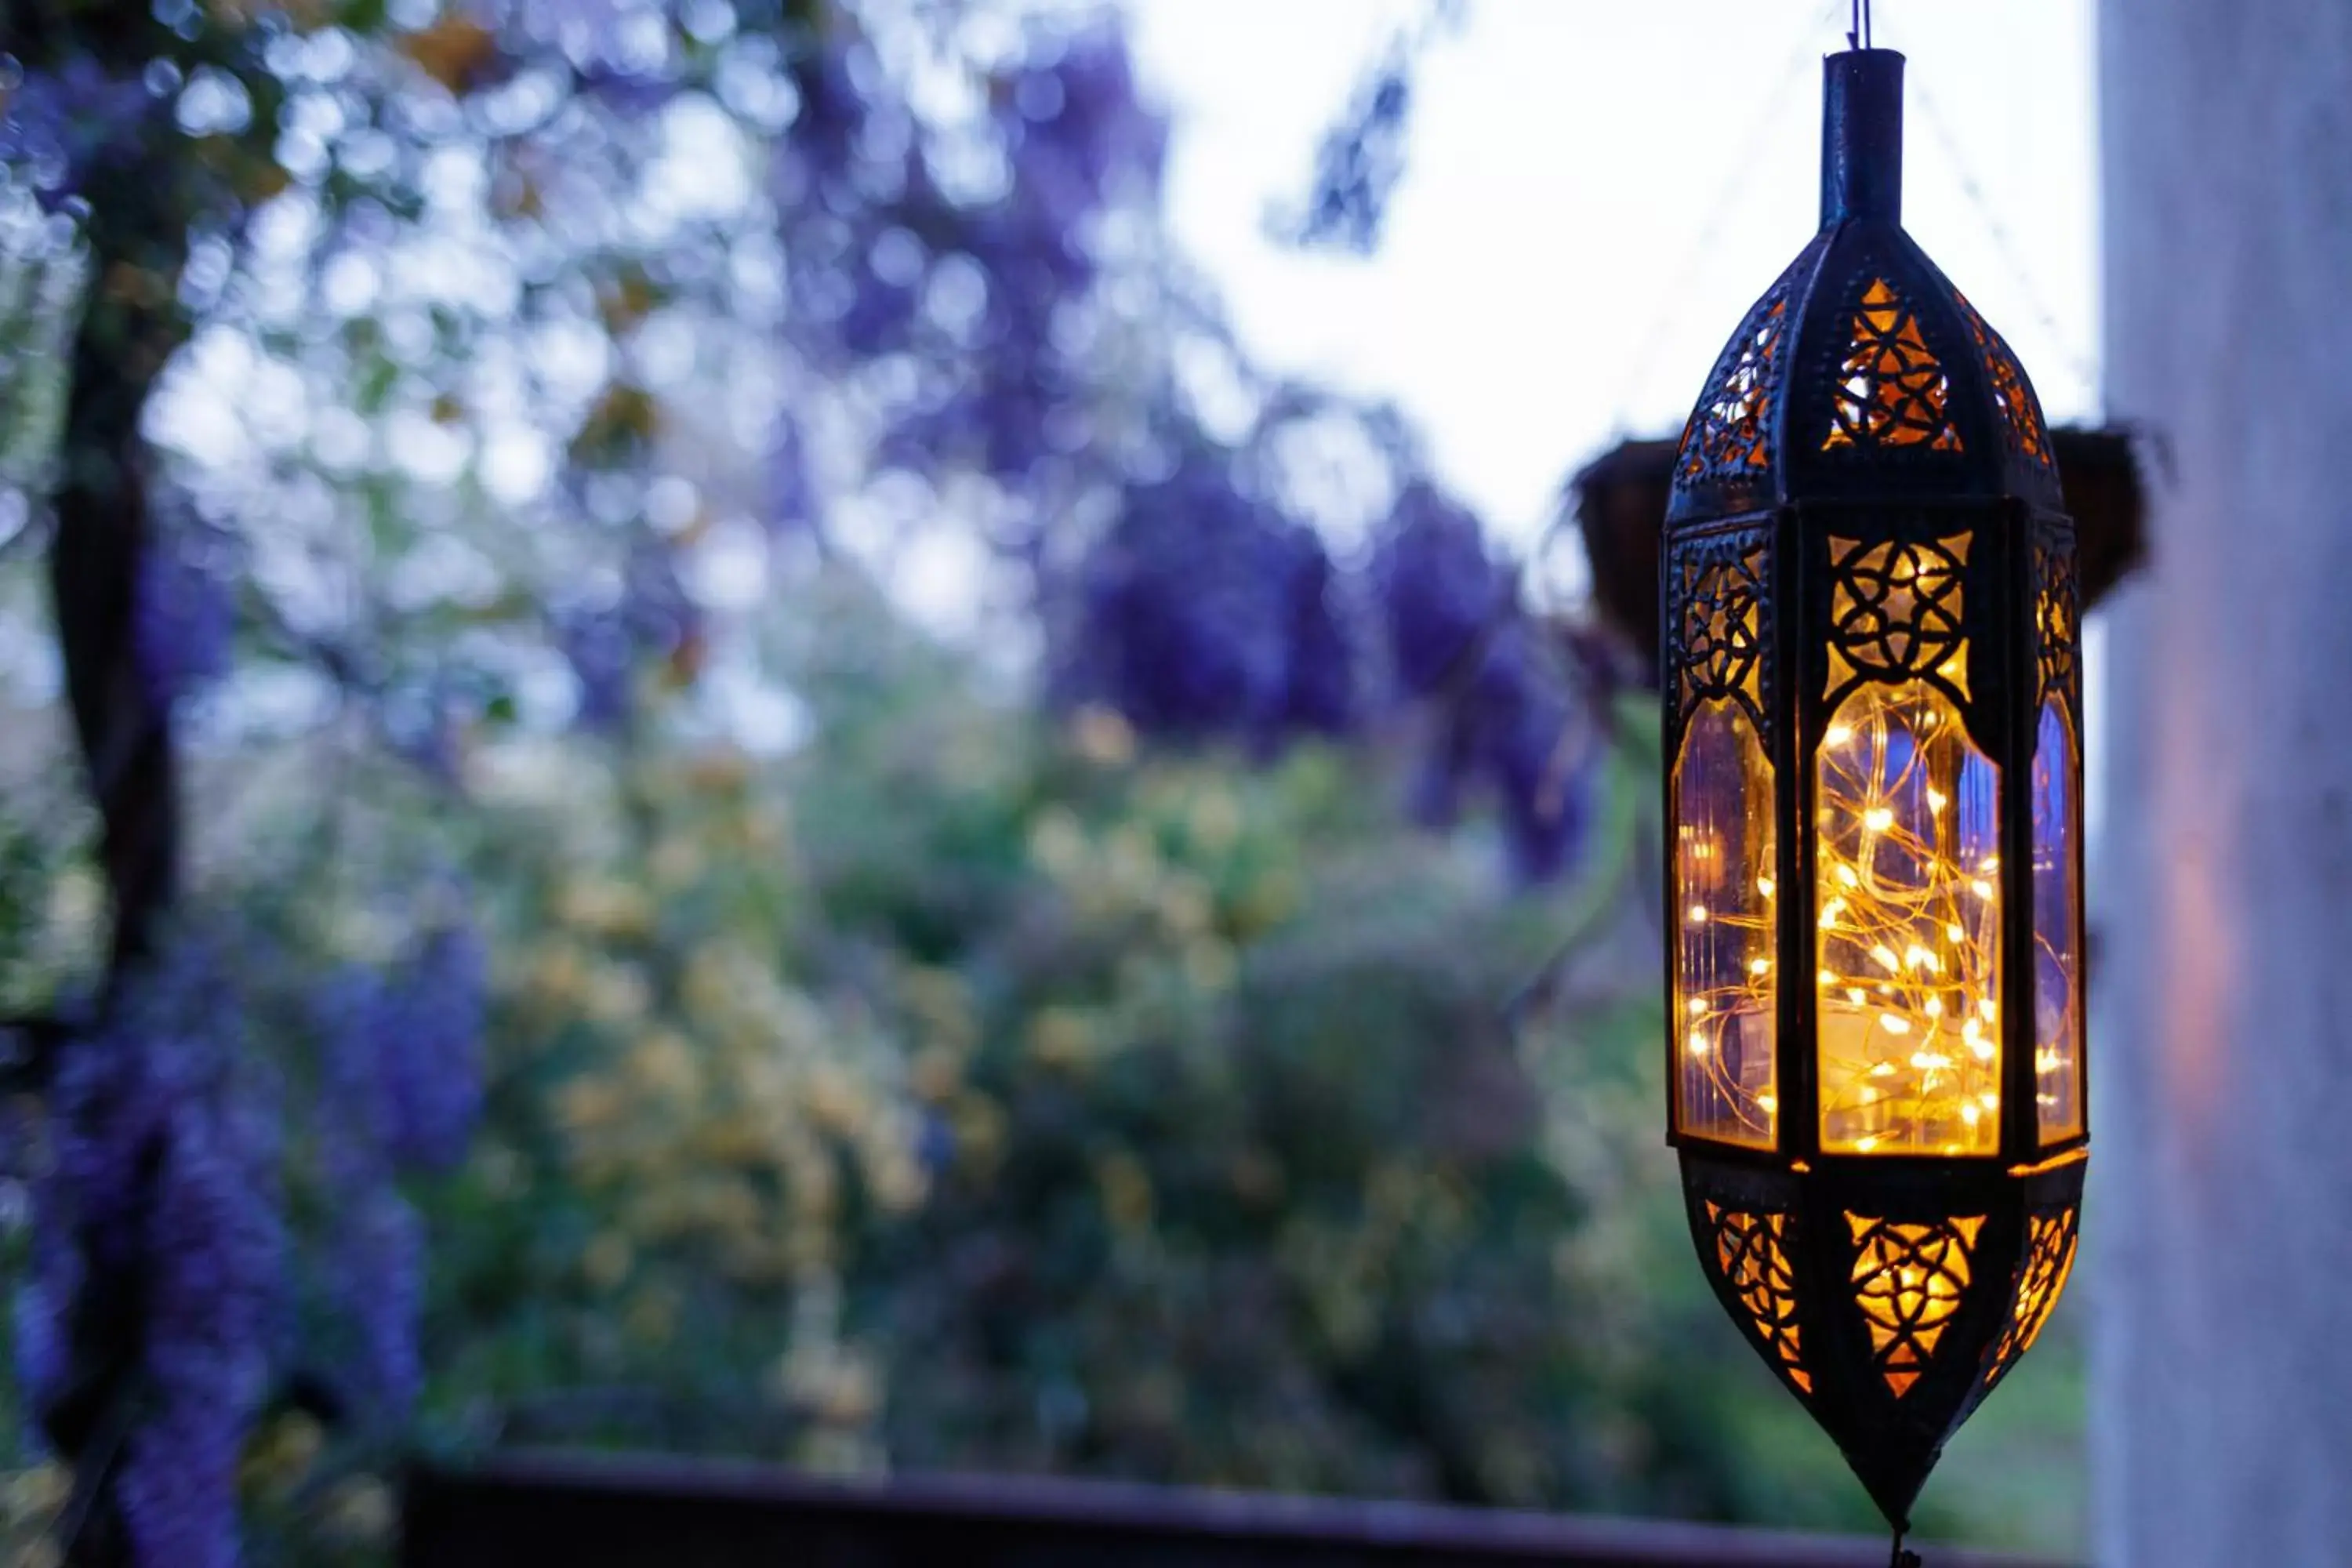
[
  {"x1": 1816, "y1": 680, "x2": 2002, "y2": 1154},
  {"x1": 2032, "y1": 701, "x2": 2085, "y2": 1143},
  {"x1": 1674, "y1": 699, "x2": 1777, "y2": 1149}
]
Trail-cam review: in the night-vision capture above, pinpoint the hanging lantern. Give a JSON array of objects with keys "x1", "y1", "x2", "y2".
[{"x1": 1661, "y1": 47, "x2": 2085, "y2": 1541}]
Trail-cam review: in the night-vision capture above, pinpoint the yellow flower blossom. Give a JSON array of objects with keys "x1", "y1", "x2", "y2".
[
  {"x1": 1026, "y1": 808, "x2": 1087, "y2": 879},
  {"x1": 583, "y1": 962, "x2": 653, "y2": 1026},
  {"x1": 582, "y1": 1232, "x2": 633, "y2": 1291},
  {"x1": 1184, "y1": 938, "x2": 1238, "y2": 995},
  {"x1": 1026, "y1": 1007, "x2": 1094, "y2": 1070},
  {"x1": 648, "y1": 834, "x2": 707, "y2": 891},
  {"x1": 1187, "y1": 786, "x2": 1243, "y2": 855},
  {"x1": 554, "y1": 877, "x2": 654, "y2": 940},
  {"x1": 320, "y1": 1477, "x2": 396, "y2": 1543},
  {"x1": 1096, "y1": 1152, "x2": 1154, "y2": 1235},
  {"x1": 623, "y1": 1286, "x2": 681, "y2": 1348},
  {"x1": 1069, "y1": 705, "x2": 1135, "y2": 767},
  {"x1": 684, "y1": 746, "x2": 752, "y2": 794},
  {"x1": 951, "y1": 1093, "x2": 1006, "y2": 1171},
  {"x1": 556, "y1": 1077, "x2": 628, "y2": 1138},
  {"x1": 910, "y1": 1045, "x2": 962, "y2": 1103},
  {"x1": 526, "y1": 942, "x2": 590, "y2": 1012}
]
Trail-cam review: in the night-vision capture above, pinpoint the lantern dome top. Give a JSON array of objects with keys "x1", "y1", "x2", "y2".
[{"x1": 1666, "y1": 49, "x2": 2065, "y2": 526}]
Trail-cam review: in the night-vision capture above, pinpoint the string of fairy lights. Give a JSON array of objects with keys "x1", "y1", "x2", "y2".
[{"x1": 1678, "y1": 680, "x2": 2082, "y2": 1153}]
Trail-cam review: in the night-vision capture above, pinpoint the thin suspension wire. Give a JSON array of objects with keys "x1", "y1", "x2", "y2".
[
  {"x1": 1911, "y1": 80, "x2": 2103, "y2": 405},
  {"x1": 1603, "y1": 0, "x2": 1846, "y2": 434},
  {"x1": 1849, "y1": 0, "x2": 1872, "y2": 50}
]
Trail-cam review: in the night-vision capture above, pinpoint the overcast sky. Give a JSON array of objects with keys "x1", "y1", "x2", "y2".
[{"x1": 1128, "y1": 0, "x2": 2100, "y2": 547}]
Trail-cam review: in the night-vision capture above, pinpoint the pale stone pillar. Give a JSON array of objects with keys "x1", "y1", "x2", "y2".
[{"x1": 2096, "y1": 4, "x2": 2352, "y2": 1564}]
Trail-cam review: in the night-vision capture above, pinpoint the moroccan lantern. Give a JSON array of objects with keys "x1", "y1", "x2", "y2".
[{"x1": 1661, "y1": 45, "x2": 2085, "y2": 1546}]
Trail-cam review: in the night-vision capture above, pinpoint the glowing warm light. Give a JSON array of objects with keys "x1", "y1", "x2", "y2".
[
  {"x1": 1849, "y1": 1214, "x2": 1984, "y2": 1396},
  {"x1": 1814, "y1": 679, "x2": 2002, "y2": 1154},
  {"x1": 1674, "y1": 699, "x2": 1777, "y2": 1149}
]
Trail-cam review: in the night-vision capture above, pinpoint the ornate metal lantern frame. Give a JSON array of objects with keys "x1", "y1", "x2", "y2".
[{"x1": 1661, "y1": 49, "x2": 2085, "y2": 1535}]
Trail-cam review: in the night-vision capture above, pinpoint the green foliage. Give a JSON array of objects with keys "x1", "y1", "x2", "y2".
[{"x1": 328, "y1": 575, "x2": 2080, "y2": 1548}]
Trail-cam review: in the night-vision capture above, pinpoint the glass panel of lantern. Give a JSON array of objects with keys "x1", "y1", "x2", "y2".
[
  {"x1": 1673, "y1": 699, "x2": 1778, "y2": 1149},
  {"x1": 1813, "y1": 676, "x2": 2002, "y2": 1156},
  {"x1": 2032, "y1": 699, "x2": 2085, "y2": 1143}
]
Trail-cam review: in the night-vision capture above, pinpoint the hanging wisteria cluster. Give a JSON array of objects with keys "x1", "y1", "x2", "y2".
[{"x1": 0, "y1": 0, "x2": 1597, "y2": 1561}]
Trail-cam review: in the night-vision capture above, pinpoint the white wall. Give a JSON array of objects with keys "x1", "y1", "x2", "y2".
[{"x1": 2096, "y1": 5, "x2": 2352, "y2": 1564}]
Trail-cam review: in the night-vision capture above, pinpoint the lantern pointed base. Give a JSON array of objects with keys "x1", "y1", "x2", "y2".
[{"x1": 1675, "y1": 1148, "x2": 2086, "y2": 1532}]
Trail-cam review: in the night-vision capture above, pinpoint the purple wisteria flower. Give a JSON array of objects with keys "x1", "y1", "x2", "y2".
[
  {"x1": 132, "y1": 524, "x2": 236, "y2": 712},
  {"x1": 20, "y1": 939, "x2": 285, "y2": 1568},
  {"x1": 317, "y1": 922, "x2": 488, "y2": 1179},
  {"x1": 1372, "y1": 483, "x2": 1592, "y2": 880},
  {"x1": 327, "y1": 1187, "x2": 424, "y2": 1423},
  {"x1": 121, "y1": 1102, "x2": 285, "y2": 1568},
  {"x1": 0, "y1": 57, "x2": 156, "y2": 205},
  {"x1": 387, "y1": 924, "x2": 488, "y2": 1173},
  {"x1": 1069, "y1": 454, "x2": 1352, "y2": 746},
  {"x1": 1280, "y1": 56, "x2": 1411, "y2": 255},
  {"x1": 1372, "y1": 480, "x2": 1507, "y2": 699},
  {"x1": 1275, "y1": 526, "x2": 1356, "y2": 736},
  {"x1": 557, "y1": 543, "x2": 698, "y2": 731},
  {"x1": 308, "y1": 920, "x2": 482, "y2": 1425}
]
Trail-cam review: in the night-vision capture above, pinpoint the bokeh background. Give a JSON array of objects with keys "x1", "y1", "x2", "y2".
[{"x1": 0, "y1": 2, "x2": 2098, "y2": 1563}]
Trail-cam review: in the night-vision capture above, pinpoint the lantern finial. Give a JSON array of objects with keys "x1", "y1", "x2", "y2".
[{"x1": 1821, "y1": 49, "x2": 1905, "y2": 227}]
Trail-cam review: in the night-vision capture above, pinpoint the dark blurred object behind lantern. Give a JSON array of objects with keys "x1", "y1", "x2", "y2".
[{"x1": 1642, "y1": 45, "x2": 2102, "y2": 1544}]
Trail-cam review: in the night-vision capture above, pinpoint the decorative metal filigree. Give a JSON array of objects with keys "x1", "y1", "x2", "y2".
[
  {"x1": 1846, "y1": 1214, "x2": 1984, "y2": 1397},
  {"x1": 2034, "y1": 537, "x2": 2079, "y2": 707},
  {"x1": 1824, "y1": 534, "x2": 1969, "y2": 698},
  {"x1": 1822, "y1": 278, "x2": 1964, "y2": 454},
  {"x1": 1708, "y1": 1203, "x2": 1811, "y2": 1392},
  {"x1": 1671, "y1": 528, "x2": 1773, "y2": 733},
  {"x1": 1682, "y1": 299, "x2": 1789, "y2": 482},
  {"x1": 1982, "y1": 1207, "x2": 2079, "y2": 1392},
  {"x1": 1958, "y1": 292, "x2": 2052, "y2": 470}
]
